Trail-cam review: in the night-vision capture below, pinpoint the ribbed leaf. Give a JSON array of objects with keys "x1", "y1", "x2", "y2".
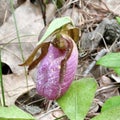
[
  {"x1": 92, "y1": 96, "x2": 120, "y2": 120},
  {"x1": 92, "y1": 106, "x2": 120, "y2": 120},
  {"x1": 101, "y1": 96, "x2": 120, "y2": 112},
  {"x1": 97, "y1": 53, "x2": 120, "y2": 68},
  {"x1": 57, "y1": 78, "x2": 97, "y2": 120},
  {"x1": 0, "y1": 105, "x2": 35, "y2": 120},
  {"x1": 37, "y1": 17, "x2": 73, "y2": 45}
]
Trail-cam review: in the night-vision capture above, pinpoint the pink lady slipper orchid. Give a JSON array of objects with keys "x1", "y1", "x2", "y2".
[{"x1": 36, "y1": 34, "x2": 78, "y2": 100}]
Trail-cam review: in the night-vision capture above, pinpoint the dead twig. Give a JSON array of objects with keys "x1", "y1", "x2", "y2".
[
  {"x1": 96, "y1": 82, "x2": 120, "y2": 96},
  {"x1": 83, "y1": 48, "x2": 107, "y2": 76}
]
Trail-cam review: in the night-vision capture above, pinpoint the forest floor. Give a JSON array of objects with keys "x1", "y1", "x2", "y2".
[{"x1": 0, "y1": 0, "x2": 120, "y2": 120}]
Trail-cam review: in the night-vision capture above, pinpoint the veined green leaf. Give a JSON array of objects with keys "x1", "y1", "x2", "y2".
[
  {"x1": 0, "y1": 105, "x2": 35, "y2": 120},
  {"x1": 101, "y1": 96, "x2": 120, "y2": 112},
  {"x1": 92, "y1": 96, "x2": 120, "y2": 120},
  {"x1": 92, "y1": 106, "x2": 120, "y2": 120},
  {"x1": 37, "y1": 17, "x2": 73, "y2": 45},
  {"x1": 97, "y1": 52, "x2": 120, "y2": 68},
  {"x1": 57, "y1": 78, "x2": 97, "y2": 120}
]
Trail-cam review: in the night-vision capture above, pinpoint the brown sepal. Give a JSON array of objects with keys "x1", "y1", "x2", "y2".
[
  {"x1": 28, "y1": 42, "x2": 50, "y2": 73},
  {"x1": 19, "y1": 42, "x2": 50, "y2": 69}
]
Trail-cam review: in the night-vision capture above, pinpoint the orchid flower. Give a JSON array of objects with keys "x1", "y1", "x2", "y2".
[{"x1": 36, "y1": 38, "x2": 78, "y2": 100}]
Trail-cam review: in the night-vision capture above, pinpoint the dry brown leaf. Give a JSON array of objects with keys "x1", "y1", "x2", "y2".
[
  {"x1": 0, "y1": 74, "x2": 35, "y2": 106},
  {"x1": 1, "y1": 43, "x2": 36, "y2": 75},
  {"x1": 0, "y1": 1, "x2": 56, "y2": 75},
  {"x1": 0, "y1": 1, "x2": 55, "y2": 106},
  {"x1": 35, "y1": 109, "x2": 66, "y2": 120},
  {"x1": 104, "y1": 0, "x2": 120, "y2": 15},
  {"x1": 0, "y1": 0, "x2": 19, "y2": 26},
  {"x1": 96, "y1": 76, "x2": 119, "y2": 102}
]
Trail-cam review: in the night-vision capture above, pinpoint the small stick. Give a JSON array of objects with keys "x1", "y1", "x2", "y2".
[
  {"x1": 96, "y1": 82, "x2": 120, "y2": 96},
  {"x1": 38, "y1": 0, "x2": 46, "y2": 26},
  {"x1": 83, "y1": 48, "x2": 107, "y2": 76}
]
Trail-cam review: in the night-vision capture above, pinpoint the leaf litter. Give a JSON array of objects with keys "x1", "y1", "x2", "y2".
[{"x1": 1, "y1": 0, "x2": 120, "y2": 120}]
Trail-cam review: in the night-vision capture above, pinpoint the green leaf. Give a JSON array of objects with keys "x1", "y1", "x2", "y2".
[
  {"x1": 37, "y1": 17, "x2": 73, "y2": 45},
  {"x1": 113, "y1": 67, "x2": 120, "y2": 75},
  {"x1": 57, "y1": 78, "x2": 97, "y2": 120},
  {"x1": 91, "y1": 96, "x2": 120, "y2": 120},
  {"x1": 0, "y1": 105, "x2": 35, "y2": 120},
  {"x1": 116, "y1": 17, "x2": 120, "y2": 24},
  {"x1": 92, "y1": 106, "x2": 120, "y2": 120},
  {"x1": 101, "y1": 96, "x2": 120, "y2": 112},
  {"x1": 97, "y1": 52, "x2": 120, "y2": 68}
]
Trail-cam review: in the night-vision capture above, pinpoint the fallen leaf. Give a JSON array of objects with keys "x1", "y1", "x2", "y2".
[
  {"x1": 0, "y1": 1, "x2": 55, "y2": 75},
  {"x1": 104, "y1": 0, "x2": 120, "y2": 16},
  {"x1": 35, "y1": 109, "x2": 65, "y2": 120},
  {"x1": 0, "y1": 74, "x2": 35, "y2": 106}
]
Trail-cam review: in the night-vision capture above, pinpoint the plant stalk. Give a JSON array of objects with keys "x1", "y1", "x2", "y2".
[{"x1": 0, "y1": 49, "x2": 6, "y2": 107}]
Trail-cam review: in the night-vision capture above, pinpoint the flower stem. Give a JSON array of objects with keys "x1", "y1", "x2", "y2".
[{"x1": 0, "y1": 49, "x2": 6, "y2": 107}]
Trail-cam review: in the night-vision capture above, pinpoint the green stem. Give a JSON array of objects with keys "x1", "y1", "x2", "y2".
[
  {"x1": 10, "y1": 0, "x2": 28, "y2": 88},
  {"x1": 10, "y1": 0, "x2": 25, "y2": 64},
  {"x1": 0, "y1": 49, "x2": 6, "y2": 107},
  {"x1": 38, "y1": 0, "x2": 46, "y2": 26}
]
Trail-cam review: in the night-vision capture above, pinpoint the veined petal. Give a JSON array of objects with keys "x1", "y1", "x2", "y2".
[{"x1": 36, "y1": 40, "x2": 78, "y2": 100}]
